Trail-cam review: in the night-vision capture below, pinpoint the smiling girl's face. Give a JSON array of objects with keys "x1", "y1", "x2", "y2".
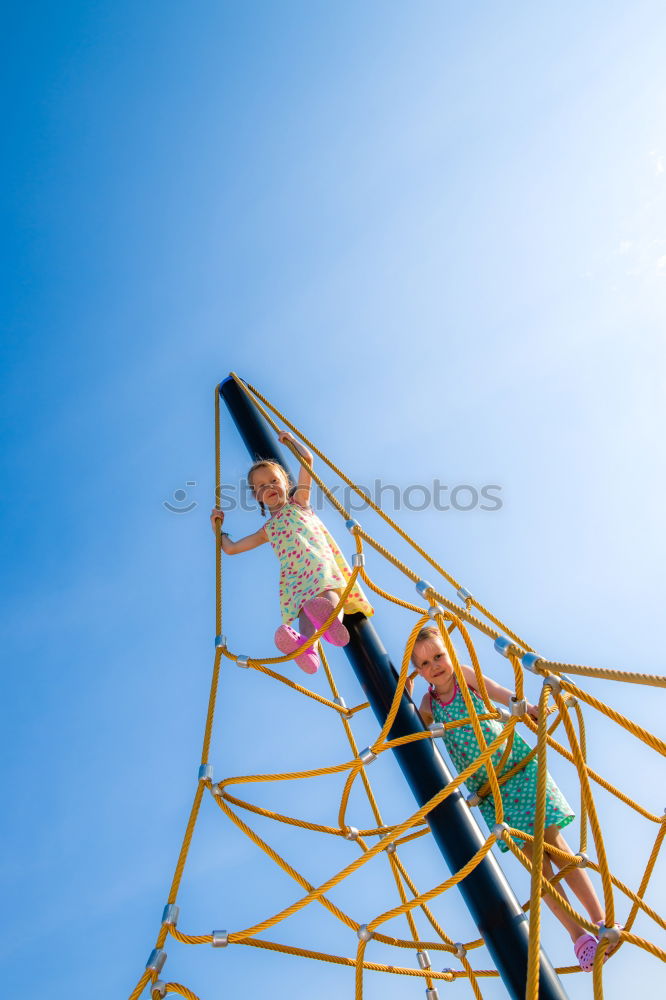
[
  {"x1": 249, "y1": 462, "x2": 289, "y2": 511},
  {"x1": 413, "y1": 633, "x2": 455, "y2": 692}
]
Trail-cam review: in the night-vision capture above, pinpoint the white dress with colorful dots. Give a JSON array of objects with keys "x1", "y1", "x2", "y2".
[
  {"x1": 430, "y1": 684, "x2": 574, "y2": 852},
  {"x1": 263, "y1": 500, "x2": 374, "y2": 624}
]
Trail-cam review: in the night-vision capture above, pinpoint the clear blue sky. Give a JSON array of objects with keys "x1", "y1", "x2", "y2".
[{"x1": 2, "y1": 3, "x2": 665, "y2": 999}]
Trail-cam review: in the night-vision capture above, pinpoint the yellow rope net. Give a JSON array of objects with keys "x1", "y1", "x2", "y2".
[{"x1": 129, "y1": 374, "x2": 666, "y2": 1000}]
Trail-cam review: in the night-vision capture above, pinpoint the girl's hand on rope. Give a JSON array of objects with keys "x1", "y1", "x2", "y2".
[
  {"x1": 278, "y1": 429, "x2": 313, "y2": 465},
  {"x1": 210, "y1": 507, "x2": 224, "y2": 534}
]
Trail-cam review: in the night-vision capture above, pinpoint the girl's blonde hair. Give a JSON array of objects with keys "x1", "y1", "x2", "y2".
[
  {"x1": 247, "y1": 460, "x2": 294, "y2": 516},
  {"x1": 410, "y1": 625, "x2": 441, "y2": 666}
]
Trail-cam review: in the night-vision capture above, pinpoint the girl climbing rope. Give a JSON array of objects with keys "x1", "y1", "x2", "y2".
[
  {"x1": 408, "y1": 624, "x2": 617, "y2": 973},
  {"x1": 210, "y1": 429, "x2": 373, "y2": 674}
]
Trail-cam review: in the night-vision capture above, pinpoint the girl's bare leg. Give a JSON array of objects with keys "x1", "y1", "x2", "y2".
[
  {"x1": 545, "y1": 828, "x2": 605, "y2": 926},
  {"x1": 521, "y1": 833, "x2": 586, "y2": 943}
]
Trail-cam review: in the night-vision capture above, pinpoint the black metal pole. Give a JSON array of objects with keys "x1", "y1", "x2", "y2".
[{"x1": 219, "y1": 376, "x2": 568, "y2": 1000}]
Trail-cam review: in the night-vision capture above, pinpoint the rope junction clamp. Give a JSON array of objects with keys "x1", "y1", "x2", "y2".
[
  {"x1": 598, "y1": 925, "x2": 621, "y2": 946},
  {"x1": 493, "y1": 822, "x2": 509, "y2": 841},
  {"x1": 416, "y1": 580, "x2": 434, "y2": 599},
  {"x1": 510, "y1": 697, "x2": 527, "y2": 717},
  {"x1": 494, "y1": 636, "x2": 521, "y2": 659},
  {"x1": 334, "y1": 696, "x2": 353, "y2": 720},
  {"x1": 352, "y1": 552, "x2": 365, "y2": 568},
  {"x1": 521, "y1": 652, "x2": 543, "y2": 673},
  {"x1": 345, "y1": 519, "x2": 360, "y2": 534},
  {"x1": 198, "y1": 764, "x2": 213, "y2": 782},
  {"x1": 146, "y1": 949, "x2": 167, "y2": 973},
  {"x1": 425, "y1": 988, "x2": 440, "y2": 1000},
  {"x1": 456, "y1": 587, "x2": 472, "y2": 603},
  {"x1": 496, "y1": 706, "x2": 511, "y2": 723},
  {"x1": 344, "y1": 826, "x2": 359, "y2": 841},
  {"x1": 454, "y1": 943, "x2": 467, "y2": 960},
  {"x1": 358, "y1": 747, "x2": 377, "y2": 766},
  {"x1": 416, "y1": 950, "x2": 431, "y2": 970},
  {"x1": 214, "y1": 635, "x2": 227, "y2": 649},
  {"x1": 383, "y1": 836, "x2": 397, "y2": 855},
  {"x1": 543, "y1": 674, "x2": 565, "y2": 696},
  {"x1": 466, "y1": 792, "x2": 481, "y2": 808},
  {"x1": 357, "y1": 924, "x2": 373, "y2": 942},
  {"x1": 151, "y1": 983, "x2": 167, "y2": 999},
  {"x1": 212, "y1": 782, "x2": 222, "y2": 797},
  {"x1": 576, "y1": 852, "x2": 591, "y2": 867},
  {"x1": 161, "y1": 903, "x2": 180, "y2": 927},
  {"x1": 428, "y1": 721, "x2": 446, "y2": 739},
  {"x1": 211, "y1": 930, "x2": 229, "y2": 948},
  {"x1": 235, "y1": 655, "x2": 250, "y2": 668},
  {"x1": 428, "y1": 604, "x2": 444, "y2": 619}
]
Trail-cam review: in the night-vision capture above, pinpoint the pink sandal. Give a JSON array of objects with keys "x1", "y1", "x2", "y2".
[
  {"x1": 573, "y1": 933, "x2": 598, "y2": 972},
  {"x1": 274, "y1": 625, "x2": 320, "y2": 675},
  {"x1": 302, "y1": 597, "x2": 350, "y2": 647}
]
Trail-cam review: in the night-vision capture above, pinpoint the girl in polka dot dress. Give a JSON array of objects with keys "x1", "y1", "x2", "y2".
[
  {"x1": 409, "y1": 625, "x2": 616, "y2": 973},
  {"x1": 210, "y1": 430, "x2": 373, "y2": 675}
]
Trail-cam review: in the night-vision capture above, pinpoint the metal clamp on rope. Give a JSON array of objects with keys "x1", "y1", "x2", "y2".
[
  {"x1": 211, "y1": 930, "x2": 229, "y2": 948},
  {"x1": 496, "y1": 705, "x2": 511, "y2": 723},
  {"x1": 493, "y1": 822, "x2": 509, "y2": 841},
  {"x1": 151, "y1": 983, "x2": 167, "y2": 999},
  {"x1": 543, "y1": 674, "x2": 563, "y2": 696},
  {"x1": 214, "y1": 634, "x2": 227, "y2": 649},
  {"x1": 235, "y1": 655, "x2": 250, "y2": 668},
  {"x1": 428, "y1": 604, "x2": 444, "y2": 619},
  {"x1": 357, "y1": 924, "x2": 373, "y2": 942},
  {"x1": 425, "y1": 989, "x2": 440, "y2": 1000},
  {"x1": 494, "y1": 636, "x2": 520, "y2": 658},
  {"x1": 466, "y1": 792, "x2": 481, "y2": 807},
  {"x1": 344, "y1": 826, "x2": 359, "y2": 841},
  {"x1": 334, "y1": 696, "x2": 353, "y2": 720},
  {"x1": 198, "y1": 764, "x2": 213, "y2": 782},
  {"x1": 383, "y1": 836, "x2": 397, "y2": 855},
  {"x1": 352, "y1": 552, "x2": 365, "y2": 568},
  {"x1": 416, "y1": 580, "x2": 434, "y2": 599},
  {"x1": 416, "y1": 949, "x2": 431, "y2": 970},
  {"x1": 509, "y1": 697, "x2": 527, "y2": 717},
  {"x1": 161, "y1": 903, "x2": 180, "y2": 927},
  {"x1": 212, "y1": 782, "x2": 223, "y2": 797},
  {"x1": 146, "y1": 949, "x2": 167, "y2": 973},
  {"x1": 457, "y1": 587, "x2": 472, "y2": 604},
  {"x1": 359, "y1": 747, "x2": 377, "y2": 766},
  {"x1": 576, "y1": 852, "x2": 591, "y2": 868},
  {"x1": 346, "y1": 519, "x2": 360, "y2": 534},
  {"x1": 521, "y1": 652, "x2": 543, "y2": 674},
  {"x1": 454, "y1": 942, "x2": 467, "y2": 960},
  {"x1": 598, "y1": 924, "x2": 621, "y2": 946},
  {"x1": 428, "y1": 721, "x2": 445, "y2": 738}
]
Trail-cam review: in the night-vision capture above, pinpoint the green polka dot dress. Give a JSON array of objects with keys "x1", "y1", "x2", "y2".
[{"x1": 429, "y1": 684, "x2": 574, "y2": 852}]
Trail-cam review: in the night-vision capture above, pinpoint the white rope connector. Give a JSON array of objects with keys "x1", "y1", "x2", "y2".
[
  {"x1": 236, "y1": 655, "x2": 250, "y2": 668},
  {"x1": 598, "y1": 924, "x2": 621, "y2": 946},
  {"x1": 198, "y1": 764, "x2": 213, "y2": 782},
  {"x1": 146, "y1": 949, "x2": 167, "y2": 973},
  {"x1": 344, "y1": 826, "x2": 359, "y2": 841},
  {"x1": 358, "y1": 747, "x2": 377, "y2": 766},
  {"x1": 151, "y1": 982, "x2": 167, "y2": 999},
  {"x1": 161, "y1": 903, "x2": 180, "y2": 927},
  {"x1": 352, "y1": 552, "x2": 365, "y2": 568},
  {"x1": 346, "y1": 519, "x2": 361, "y2": 534},
  {"x1": 428, "y1": 604, "x2": 444, "y2": 619},
  {"x1": 509, "y1": 697, "x2": 527, "y2": 717},
  {"x1": 576, "y1": 852, "x2": 591, "y2": 867},
  {"x1": 521, "y1": 652, "x2": 543, "y2": 673},
  {"x1": 416, "y1": 580, "x2": 434, "y2": 599},
  {"x1": 494, "y1": 636, "x2": 520, "y2": 658},
  {"x1": 334, "y1": 696, "x2": 353, "y2": 720},
  {"x1": 457, "y1": 586, "x2": 472, "y2": 603},
  {"x1": 425, "y1": 988, "x2": 440, "y2": 1000},
  {"x1": 454, "y1": 942, "x2": 466, "y2": 960},
  {"x1": 214, "y1": 634, "x2": 227, "y2": 649},
  {"x1": 416, "y1": 949, "x2": 431, "y2": 970},
  {"x1": 428, "y1": 721, "x2": 445, "y2": 738},
  {"x1": 466, "y1": 792, "x2": 481, "y2": 807},
  {"x1": 493, "y1": 822, "x2": 509, "y2": 841},
  {"x1": 357, "y1": 924, "x2": 373, "y2": 942},
  {"x1": 211, "y1": 930, "x2": 229, "y2": 948}
]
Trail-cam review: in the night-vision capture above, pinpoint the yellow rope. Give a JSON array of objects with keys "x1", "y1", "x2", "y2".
[{"x1": 127, "y1": 376, "x2": 666, "y2": 1000}]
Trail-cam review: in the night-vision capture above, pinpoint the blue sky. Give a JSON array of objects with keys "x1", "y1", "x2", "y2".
[{"x1": 2, "y1": 3, "x2": 665, "y2": 999}]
